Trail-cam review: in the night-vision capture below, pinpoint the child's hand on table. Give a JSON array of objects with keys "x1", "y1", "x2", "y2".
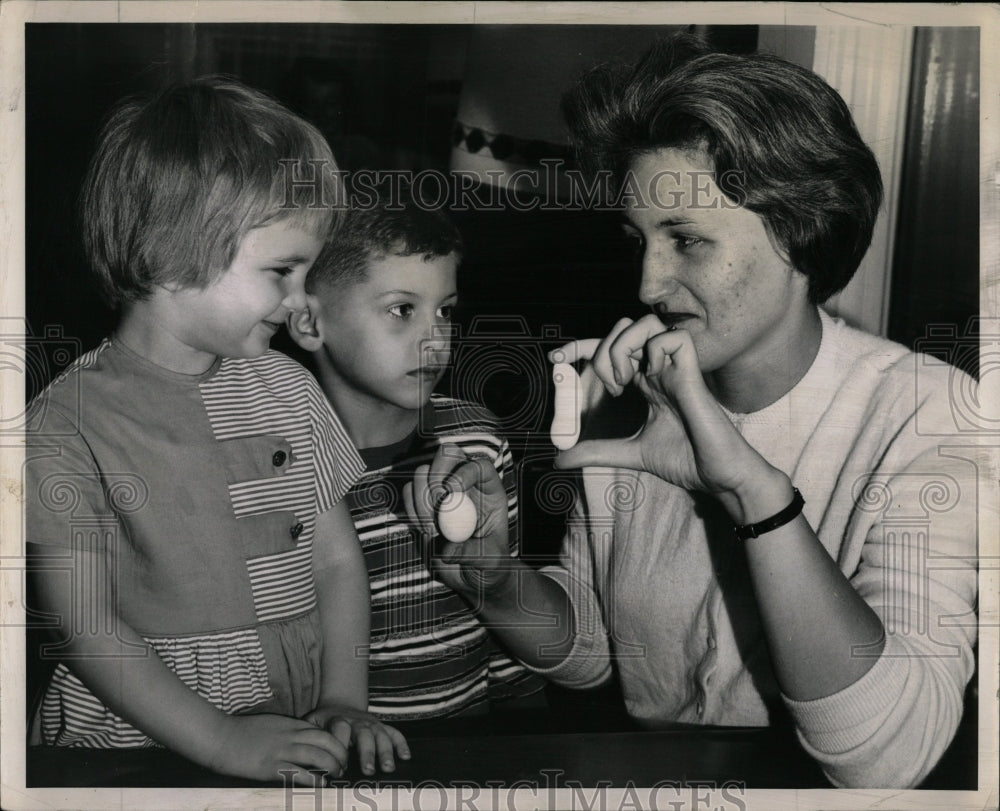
[
  {"x1": 208, "y1": 712, "x2": 351, "y2": 785},
  {"x1": 403, "y1": 444, "x2": 514, "y2": 599},
  {"x1": 303, "y1": 705, "x2": 410, "y2": 776}
]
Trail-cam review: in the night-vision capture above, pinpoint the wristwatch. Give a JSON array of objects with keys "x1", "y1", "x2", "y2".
[{"x1": 734, "y1": 488, "x2": 805, "y2": 541}]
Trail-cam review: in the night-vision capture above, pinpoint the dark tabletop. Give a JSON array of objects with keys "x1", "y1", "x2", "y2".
[{"x1": 27, "y1": 709, "x2": 831, "y2": 789}]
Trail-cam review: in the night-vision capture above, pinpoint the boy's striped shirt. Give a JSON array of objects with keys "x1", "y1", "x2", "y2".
[{"x1": 349, "y1": 395, "x2": 543, "y2": 720}]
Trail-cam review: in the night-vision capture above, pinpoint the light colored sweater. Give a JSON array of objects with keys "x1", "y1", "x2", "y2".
[{"x1": 532, "y1": 310, "x2": 979, "y2": 788}]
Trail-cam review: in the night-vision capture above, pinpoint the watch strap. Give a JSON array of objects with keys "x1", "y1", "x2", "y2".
[{"x1": 734, "y1": 488, "x2": 805, "y2": 541}]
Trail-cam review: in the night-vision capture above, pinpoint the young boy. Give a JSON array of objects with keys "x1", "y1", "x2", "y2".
[
  {"x1": 26, "y1": 77, "x2": 406, "y2": 784},
  {"x1": 288, "y1": 186, "x2": 545, "y2": 720}
]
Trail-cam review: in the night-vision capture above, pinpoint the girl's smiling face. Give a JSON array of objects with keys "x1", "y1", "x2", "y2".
[
  {"x1": 146, "y1": 221, "x2": 322, "y2": 373},
  {"x1": 623, "y1": 148, "x2": 815, "y2": 388}
]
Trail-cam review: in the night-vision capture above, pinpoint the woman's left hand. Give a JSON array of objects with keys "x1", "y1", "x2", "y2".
[{"x1": 554, "y1": 314, "x2": 779, "y2": 509}]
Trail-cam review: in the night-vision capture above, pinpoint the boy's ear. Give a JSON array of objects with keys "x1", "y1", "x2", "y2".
[{"x1": 287, "y1": 297, "x2": 324, "y2": 352}]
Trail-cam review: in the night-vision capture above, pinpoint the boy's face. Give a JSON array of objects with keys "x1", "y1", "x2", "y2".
[
  {"x1": 312, "y1": 251, "x2": 458, "y2": 413},
  {"x1": 165, "y1": 221, "x2": 323, "y2": 366}
]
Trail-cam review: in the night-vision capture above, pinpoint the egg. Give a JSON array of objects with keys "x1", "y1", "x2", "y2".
[{"x1": 437, "y1": 491, "x2": 477, "y2": 543}]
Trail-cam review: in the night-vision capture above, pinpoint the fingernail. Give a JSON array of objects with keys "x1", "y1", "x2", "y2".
[
  {"x1": 383, "y1": 760, "x2": 395, "y2": 771},
  {"x1": 363, "y1": 761, "x2": 374, "y2": 775}
]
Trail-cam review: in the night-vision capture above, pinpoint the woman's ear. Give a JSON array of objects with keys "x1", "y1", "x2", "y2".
[{"x1": 287, "y1": 297, "x2": 324, "y2": 352}]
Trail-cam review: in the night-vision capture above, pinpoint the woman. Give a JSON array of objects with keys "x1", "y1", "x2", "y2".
[{"x1": 406, "y1": 34, "x2": 978, "y2": 788}]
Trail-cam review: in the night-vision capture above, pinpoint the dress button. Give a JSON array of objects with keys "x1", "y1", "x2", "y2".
[
  {"x1": 707, "y1": 636, "x2": 716, "y2": 650},
  {"x1": 696, "y1": 701, "x2": 704, "y2": 716},
  {"x1": 290, "y1": 522, "x2": 304, "y2": 540},
  {"x1": 272, "y1": 450, "x2": 287, "y2": 467}
]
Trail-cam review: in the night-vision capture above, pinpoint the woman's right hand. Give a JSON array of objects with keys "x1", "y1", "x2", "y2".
[
  {"x1": 551, "y1": 317, "x2": 637, "y2": 428},
  {"x1": 402, "y1": 444, "x2": 516, "y2": 600},
  {"x1": 208, "y1": 712, "x2": 351, "y2": 786},
  {"x1": 552, "y1": 314, "x2": 788, "y2": 522}
]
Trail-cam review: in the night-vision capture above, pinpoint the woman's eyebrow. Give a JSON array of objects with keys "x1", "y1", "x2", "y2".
[
  {"x1": 620, "y1": 216, "x2": 697, "y2": 229},
  {"x1": 271, "y1": 254, "x2": 313, "y2": 264},
  {"x1": 620, "y1": 211, "x2": 697, "y2": 227}
]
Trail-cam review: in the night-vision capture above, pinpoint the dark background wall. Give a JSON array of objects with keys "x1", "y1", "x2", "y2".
[{"x1": 890, "y1": 27, "x2": 981, "y2": 376}]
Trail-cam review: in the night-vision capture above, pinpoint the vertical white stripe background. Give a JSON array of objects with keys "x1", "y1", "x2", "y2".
[{"x1": 811, "y1": 26, "x2": 914, "y2": 337}]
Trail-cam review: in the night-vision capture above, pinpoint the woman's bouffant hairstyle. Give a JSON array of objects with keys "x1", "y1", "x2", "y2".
[
  {"x1": 81, "y1": 76, "x2": 341, "y2": 307},
  {"x1": 561, "y1": 34, "x2": 883, "y2": 303},
  {"x1": 306, "y1": 180, "x2": 463, "y2": 293}
]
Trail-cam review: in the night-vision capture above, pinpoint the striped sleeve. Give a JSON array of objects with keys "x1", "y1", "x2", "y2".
[
  {"x1": 305, "y1": 376, "x2": 365, "y2": 514},
  {"x1": 499, "y1": 435, "x2": 520, "y2": 557}
]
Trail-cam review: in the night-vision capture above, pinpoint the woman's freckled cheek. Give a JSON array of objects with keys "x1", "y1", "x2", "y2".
[{"x1": 723, "y1": 263, "x2": 756, "y2": 321}]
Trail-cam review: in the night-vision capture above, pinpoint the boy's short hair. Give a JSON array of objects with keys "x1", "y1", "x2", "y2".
[
  {"x1": 306, "y1": 181, "x2": 462, "y2": 293},
  {"x1": 82, "y1": 76, "x2": 341, "y2": 307},
  {"x1": 560, "y1": 34, "x2": 883, "y2": 304}
]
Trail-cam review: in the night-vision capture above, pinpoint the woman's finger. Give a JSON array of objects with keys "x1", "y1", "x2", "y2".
[
  {"x1": 553, "y1": 435, "x2": 644, "y2": 472},
  {"x1": 590, "y1": 317, "x2": 637, "y2": 395},
  {"x1": 644, "y1": 328, "x2": 699, "y2": 380},
  {"x1": 548, "y1": 337, "x2": 601, "y2": 366},
  {"x1": 608, "y1": 316, "x2": 670, "y2": 390}
]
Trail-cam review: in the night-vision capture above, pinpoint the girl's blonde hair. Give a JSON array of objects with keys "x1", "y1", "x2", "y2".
[{"x1": 81, "y1": 76, "x2": 342, "y2": 306}]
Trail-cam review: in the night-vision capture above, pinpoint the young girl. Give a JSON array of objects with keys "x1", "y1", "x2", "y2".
[{"x1": 26, "y1": 77, "x2": 407, "y2": 784}]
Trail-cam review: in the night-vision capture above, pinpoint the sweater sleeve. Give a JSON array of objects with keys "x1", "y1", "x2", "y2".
[
  {"x1": 485, "y1": 433, "x2": 547, "y2": 696},
  {"x1": 522, "y1": 471, "x2": 615, "y2": 688},
  {"x1": 783, "y1": 361, "x2": 980, "y2": 788}
]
